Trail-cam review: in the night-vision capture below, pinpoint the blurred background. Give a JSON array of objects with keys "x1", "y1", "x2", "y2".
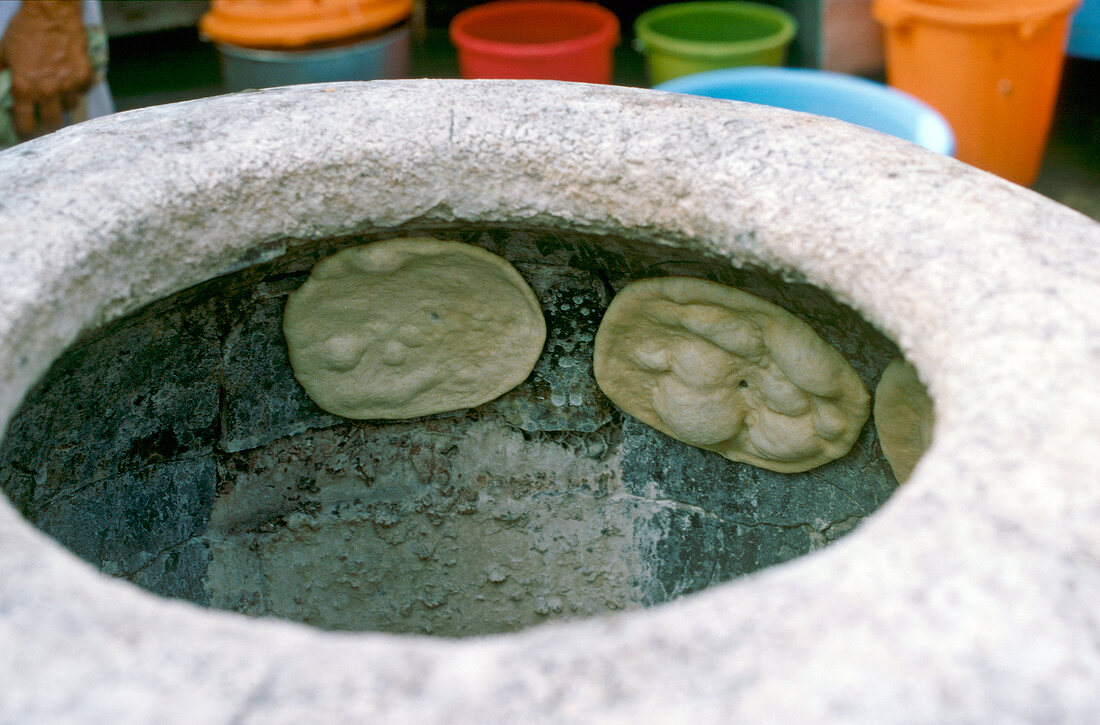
[{"x1": 69, "y1": 1, "x2": 1100, "y2": 218}]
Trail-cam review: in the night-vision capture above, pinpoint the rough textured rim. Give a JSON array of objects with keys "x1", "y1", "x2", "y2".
[{"x1": 0, "y1": 80, "x2": 1097, "y2": 723}]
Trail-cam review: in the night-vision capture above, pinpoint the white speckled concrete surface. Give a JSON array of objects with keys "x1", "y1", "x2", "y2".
[{"x1": 0, "y1": 80, "x2": 1098, "y2": 723}]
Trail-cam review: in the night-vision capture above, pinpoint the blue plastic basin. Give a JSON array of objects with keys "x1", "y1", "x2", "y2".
[
  {"x1": 1069, "y1": 0, "x2": 1100, "y2": 59},
  {"x1": 656, "y1": 66, "x2": 956, "y2": 155}
]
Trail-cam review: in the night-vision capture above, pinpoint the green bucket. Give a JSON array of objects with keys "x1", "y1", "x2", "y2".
[{"x1": 634, "y1": 2, "x2": 798, "y2": 85}]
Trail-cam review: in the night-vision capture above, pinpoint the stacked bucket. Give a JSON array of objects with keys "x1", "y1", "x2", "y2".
[
  {"x1": 201, "y1": 0, "x2": 414, "y2": 90},
  {"x1": 873, "y1": 0, "x2": 1083, "y2": 186}
]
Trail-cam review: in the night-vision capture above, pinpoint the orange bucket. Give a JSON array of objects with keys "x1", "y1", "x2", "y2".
[{"x1": 873, "y1": 0, "x2": 1080, "y2": 186}]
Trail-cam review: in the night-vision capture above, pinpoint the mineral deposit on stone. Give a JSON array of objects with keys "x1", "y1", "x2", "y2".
[
  {"x1": 593, "y1": 277, "x2": 870, "y2": 473},
  {"x1": 874, "y1": 358, "x2": 935, "y2": 483},
  {"x1": 283, "y1": 238, "x2": 546, "y2": 419}
]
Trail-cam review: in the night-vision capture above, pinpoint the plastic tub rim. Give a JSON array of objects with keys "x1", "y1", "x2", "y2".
[
  {"x1": 635, "y1": 1, "x2": 797, "y2": 59},
  {"x1": 873, "y1": 0, "x2": 1081, "y2": 28},
  {"x1": 450, "y1": 0, "x2": 620, "y2": 60},
  {"x1": 655, "y1": 66, "x2": 956, "y2": 155},
  {"x1": 634, "y1": 1, "x2": 798, "y2": 60}
]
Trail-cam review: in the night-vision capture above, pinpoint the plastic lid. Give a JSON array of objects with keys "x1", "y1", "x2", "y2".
[{"x1": 201, "y1": 0, "x2": 413, "y2": 49}]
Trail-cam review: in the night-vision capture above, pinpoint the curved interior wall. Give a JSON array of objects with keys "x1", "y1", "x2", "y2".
[{"x1": 0, "y1": 226, "x2": 900, "y2": 635}]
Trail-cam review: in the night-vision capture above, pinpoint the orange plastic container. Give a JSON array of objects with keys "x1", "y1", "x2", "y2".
[
  {"x1": 450, "y1": 1, "x2": 620, "y2": 83},
  {"x1": 873, "y1": 0, "x2": 1080, "y2": 186},
  {"x1": 201, "y1": 0, "x2": 413, "y2": 49}
]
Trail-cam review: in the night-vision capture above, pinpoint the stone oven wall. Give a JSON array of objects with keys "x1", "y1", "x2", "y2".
[
  {"x1": 1, "y1": 226, "x2": 898, "y2": 635},
  {"x1": 0, "y1": 81, "x2": 1096, "y2": 723}
]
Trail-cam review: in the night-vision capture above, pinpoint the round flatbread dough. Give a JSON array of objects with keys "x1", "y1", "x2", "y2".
[
  {"x1": 593, "y1": 277, "x2": 870, "y2": 473},
  {"x1": 283, "y1": 238, "x2": 546, "y2": 419},
  {"x1": 874, "y1": 358, "x2": 934, "y2": 484}
]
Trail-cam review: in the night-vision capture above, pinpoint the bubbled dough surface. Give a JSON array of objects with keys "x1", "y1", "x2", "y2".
[
  {"x1": 593, "y1": 277, "x2": 870, "y2": 473},
  {"x1": 283, "y1": 238, "x2": 546, "y2": 419},
  {"x1": 874, "y1": 358, "x2": 935, "y2": 484}
]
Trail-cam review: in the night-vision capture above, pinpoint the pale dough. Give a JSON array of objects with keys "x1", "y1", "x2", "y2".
[
  {"x1": 283, "y1": 238, "x2": 546, "y2": 419},
  {"x1": 593, "y1": 277, "x2": 870, "y2": 473},
  {"x1": 874, "y1": 358, "x2": 934, "y2": 483}
]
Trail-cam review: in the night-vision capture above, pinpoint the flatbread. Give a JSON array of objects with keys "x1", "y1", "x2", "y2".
[
  {"x1": 283, "y1": 237, "x2": 545, "y2": 419},
  {"x1": 874, "y1": 358, "x2": 934, "y2": 483},
  {"x1": 593, "y1": 277, "x2": 870, "y2": 473}
]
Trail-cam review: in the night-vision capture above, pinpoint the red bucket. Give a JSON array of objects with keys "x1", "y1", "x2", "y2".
[{"x1": 450, "y1": 1, "x2": 620, "y2": 83}]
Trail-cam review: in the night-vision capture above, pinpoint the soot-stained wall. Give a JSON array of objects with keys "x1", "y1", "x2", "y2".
[{"x1": 0, "y1": 226, "x2": 900, "y2": 636}]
